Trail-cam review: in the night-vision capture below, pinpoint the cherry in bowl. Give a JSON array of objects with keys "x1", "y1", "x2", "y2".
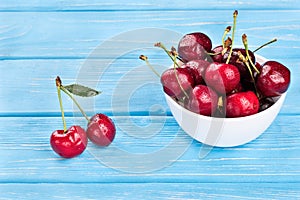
[{"x1": 164, "y1": 55, "x2": 288, "y2": 147}]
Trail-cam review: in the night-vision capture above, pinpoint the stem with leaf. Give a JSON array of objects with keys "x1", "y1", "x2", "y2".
[
  {"x1": 60, "y1": 85, "x2": 90, "y2": 122},
  {"x1": 55, "y1": 76, "x2": 101, "y2": 123}
]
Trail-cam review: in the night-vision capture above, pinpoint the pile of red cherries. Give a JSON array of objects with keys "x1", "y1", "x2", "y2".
[{"x1": 160, "y1": 11, "x2": 290, "y2": 118}]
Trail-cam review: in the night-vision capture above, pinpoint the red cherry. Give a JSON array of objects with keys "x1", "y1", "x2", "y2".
[
  {"x1": 187, "y1": 85, "x2": 218, "y2": 116},
  {"x1": 230, "y1": 82, "x2": 244, "y2": 94},
  {"x1": 86, "y1": 113, "x2": 116, "y2": 147},
  {"x1": 256, "y1": 61, "x2": 290, "y2": 97},
  {"x1": 240, "y1": 62, "x2": 261, "y2": 91},
  {"x1": 161, "y1": 67, "x2": 195, "y2": 98},
  {"x1": 204, "y1": 62, "x2": 240, "y2": 94},
  {"x1": 223, "y1": 48, "x2": 256, "y2": 79},
  {"x1": 255, "y1": 62, "x2": 262, "y2": 73},
  {"x1": 259, "y1": 97, "x2": 275, "y2": 112},
  {"x1": 177, "y1": 32, "x2": 212, "y2": 62},
  {"x1": 226, "y1": 91, "x2": 259, "y2": 117},
  {"x1": 181, "y1": 60, "x2": 210, "y2": 85},
  {"x1": 211, "y1": 45, "x2": 224, "y2": 63},
  {"x1": 50, "y1": 125, "x2": 87, "y2": 158}
]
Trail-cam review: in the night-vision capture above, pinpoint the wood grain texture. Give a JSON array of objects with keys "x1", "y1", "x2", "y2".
[
  {"x1": 0, "y1": 10, "x2": 298, "y2": 115},
  {"x1": 0, "y1": 11, "x2": 300, "y2": 59},
  {"x1": 1, "y1": 0, "x2": 299, "y2": 199},
  {"x1": 0, "y1": 0, "x2": 299, "y2": 11},
  {"x1": 0, "y1": 115, "x2": 299, "y2": 183},
  {"x1": 1, "y1": 183, "x2": 300, "y2": 200},
  {"x1": 0, "y1": 58, "x2": 298, "y2": 114}
]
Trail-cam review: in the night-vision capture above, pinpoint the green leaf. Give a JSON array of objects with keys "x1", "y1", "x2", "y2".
[{"x1": 63, "y1": 84, "x2": 101, "y2": 97}]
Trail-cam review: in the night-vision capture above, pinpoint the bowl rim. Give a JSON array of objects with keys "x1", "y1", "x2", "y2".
[{"x1": 165, "y1": 54, "x2": 287, "y2": 122}]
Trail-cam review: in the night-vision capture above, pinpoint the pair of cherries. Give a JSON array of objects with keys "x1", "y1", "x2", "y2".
[{"x1": 50, "y1": 77, "x2": 116, "y2": 158}]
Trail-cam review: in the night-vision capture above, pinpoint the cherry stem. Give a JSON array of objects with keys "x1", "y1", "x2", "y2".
[
  {"x1": 154, "y1": 42, "x2": 180, "y2": 68},
  {"x1": 60, "y1": 85, "x2": 90, "y2": 122},
  {"x1": 222, "y1": 26, "x2": 231, "y2": 48},
  {"x1": 153, "y1": 43, "x2": 188, "y2": 98},
  {"x1": 139, "y1": 55, "x2": 161, "y2": 78},
  {"x1": 172, "y1": 53, "x2": 189, "y2": 99},
  {"x1": 253, "y1": 38, "x2": 277, "y2": 53},
  {"x1": 217, "y1": 96, "x2": 223, "y2": 109},
  {"x1": 224, "y1": 37, "x2": 232, "y2": 48},
  {"x1": 245, "y1": 61, "x2": 259, "y2": 97},
  {"x1": 226, "y1": 10, "x2": 238, "y2": 64},
  {"x1": 56, "y1": 76, "x2": 67, "y2": 132},
  {"x1": 237, "y1": 52, "x2": 259, "y2": 96},
  {"x1": 176, "y1": 56, "x2": 185, "y2": 63},
  {"x1": 242, "y1": 34, "x2": 260, "y2": 74},
  {"x1": 207, "y1": 51, "x2": 221, "y2": 56}
]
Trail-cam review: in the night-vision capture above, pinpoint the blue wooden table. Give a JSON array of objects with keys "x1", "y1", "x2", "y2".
[{"x1": 1, "y1": 1, "x2": 300, "y2": 199}]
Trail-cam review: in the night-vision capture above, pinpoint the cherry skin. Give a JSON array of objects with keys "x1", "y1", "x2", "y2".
[
  {"x1": 256, "y1": 61, "x2": 290, "y2": 97},
  {"x1": 177, "y1": 32, "x2": 212, "y2": 62},
  {"x1": 259, "y1": 97, "x2": 275, "y2": 112},
  {"x1": 86, "y1": 113, "x2": 116, "y2": 147},
  {"x1": 222, "y1": 48, "x2": 256, "y2": 79},
  {"x1": 241, "y1": 62, "x2": 262, "y2": 92},
  {"x1": 255, "y1": 62, "x2": 262, "y2": 74},
  {"x1": 187, "y1": 85, "x2": 218, "y2": 116},
  {"x1": 161, "y1": 67, "x2": 195, "y2": 98},
  {"x1": 181, "y1": 60, "x2": 210, "y2": 85},
  {"x1": 226, "y1": 91, "x2": 259, "y2": 118},
  {"x1": 50, "y1": 125, "x2": 87, "y2": 158},
  {"x1": 211, "y1": 45, "x2": 224, "y2": 63},
  {"x1": 204, "y1": 62, "x2": 240, "y2": 94},
  {"x1": 230, "y1": 82, "x2": 244, "y2": 94}
]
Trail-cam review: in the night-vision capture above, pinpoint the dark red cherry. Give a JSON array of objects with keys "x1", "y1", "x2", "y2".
[
  {"x1": 255, "y1": 62, "x2": 262, "y2": 74},
  {"x1": 256, "y1": 61, "x2": 290, "y2": 97},
  {"x1": 204, "y1": 62, "x2": 240, "y2": 94},
  {"x1": 226, "y1": 91, "x2": 259, "y2": 118},
  {"x1": 161, "y1": 67, "x2": 195, "y2": 98},
  {"x1": 212, "y1": 45, "x2": 224, "y2": 63},
  {"x1": 241, "y1": 79, "x2": 256, "y2": 93},
  {"x1": 230, "y1": 82, "x2": 244, "y2": 94},
  {"x1": 50, "y1": 125, "x2": 88, "y2": 158},
  {"x1": 223, "y1": 48, "x2": 256, "y2": 79},
  {"x1": 259, "y1": 97, "x2": 275, "y2": 112},
  {"x1": 87, "y1": 113, "x2": 116, "y2": 147},
  {"x1": 181, "y1": 60, "x2": 210, "y2": 85},
  {"x1": 187, "y1": 85, "x2": 218, "y2": 116},
  {"x1": 177, "y1": 32, "x2": 212, "y2": 62}
]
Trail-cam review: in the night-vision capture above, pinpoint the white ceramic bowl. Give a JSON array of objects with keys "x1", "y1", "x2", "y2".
[{"x1": 165, "y1": 55, "x2": 287, "y2": 147}]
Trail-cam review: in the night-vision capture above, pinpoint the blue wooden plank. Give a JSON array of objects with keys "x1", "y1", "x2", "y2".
[
  {"x1": 0, "y1": 115, "x2": 300, "y2": 183},
  {"x1": 0, "y1": 183, "x2": 300, "y2": 200},
  {"x1": 0, "y1": 1, "x2": 299, "y2": 198},
  {"x1": 0, "y1": 0, "x2": 299, "y2": 11},
  {"x1": 0, "y1": 11, "x2": 299, "y2": 59},
  {"x1": 0, "y1": 58, "x2": 298, "y2": 114},
  {"x1": 0, "y1": 58, "x2": 169, "y2": 114}
]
